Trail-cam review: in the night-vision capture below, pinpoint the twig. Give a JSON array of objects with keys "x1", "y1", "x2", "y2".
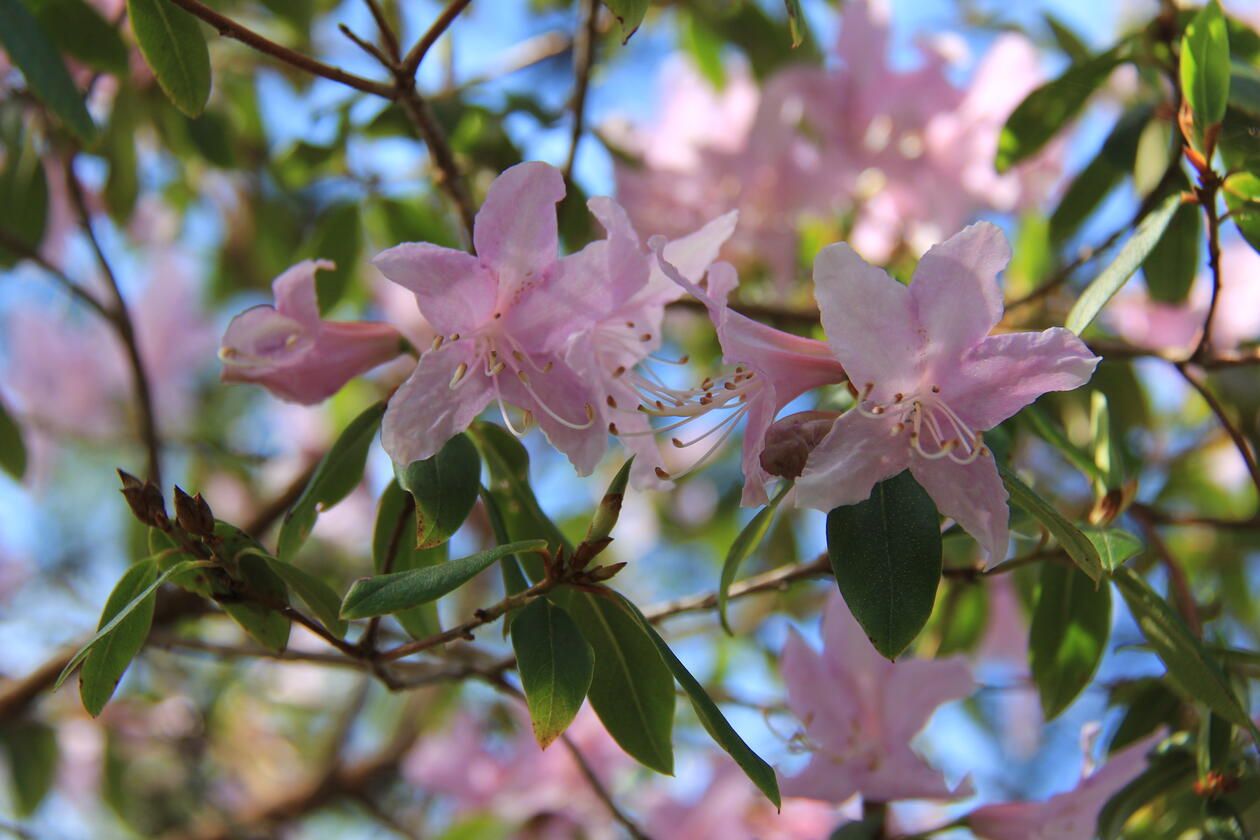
[
  {"x1": 563, "y1": 0, "x2": 599, "y2": 181},
  {"x1": 446, "y1": 30, "x2": 571, "y2": 93},
  {"x1": 1175, "y1": 363, "x2": 1260, "y2": 504},
  {"x1": 644, "y1": 553, "x2": 831, "y2": 622},
  {"x1": 339, "y1": 22, "x2": 394, "y2": 68},
  {"x1": 362, "y1": 0, "x2": 401, "y2": 62},
  {"x1": 360, "y1": 500, "x2": 412, "y2": 652},
  {"x1": 393, "y1": 84, "x2": 477, "y2": 239},
  {"x1": 1086, "y1": 340, "x2": 1260, "y2": 369},
  {"x1": 0, "y1": 226, "x2": 111, "y2": 320},
  {"x1": 561, "y1": 732, "x2": 653, "y2": 840},
  {"x1": 1133, "y1": 509, "x2": 1201, "y2": 636},
  {"x1": 1192, "y1": 174, "x2": 1225, "y2": 359},
  {"x1": 401, "y1": 0, "x2": 474, "y2": 77}
]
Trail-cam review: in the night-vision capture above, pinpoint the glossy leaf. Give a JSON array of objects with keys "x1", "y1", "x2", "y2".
[
  {"x1": 0, "y1": 720, "x2": 57, "y2": 816},
  {"x1": 469, "y1": 421, "x2": 570, "y2": 556},
  {"x1": 373, "y1": 479, "x2": 445, "y2": 638},
  {"x1": 277, "y1": 401, "x2": 385, "y2": 560},
  {"x1": 0, "y1": 0, "x2": 96, "y2": 141},
  {"x1": 1180, "y1": 0, "x2": 1231, "y2": 135},
  {"x1": 1029, "y1": 561, "x2": 1111, "y2": 720},
  {"x1": 511, "y1": 596, "x2": 594, "y2": 749},
  {"x1": 999, "y1": 463, "x2": 1104, "y2": 582},
  {"x1": 1223, "y1": 171, "x2": 1260, "y2": 253},
  {"x1": 1109, "y1": 680, "x2": 1182, "y2": 753},
  {"x1": 261, "y1": 554, "x2": 348, "y2": 639},
  {"x1": 783, "y1": 0, "x2": 805, "y2": 48},
  {"x1": 127, "y1": 0, "x2": 212, "y2": 117},
  {"x1": 1065, "y1": 193, "x2": 1182, "y2": 335},
  {"x1": 340, "y1": 540, "x2": 545, "y2": 620},
  {"x1": 395, "y1": 432, "x2": 481, "y2": 550},
  {"x1": 718, "y1": 482, "x2": 790, "y2": 634},
  {"x1": 22, "y1": 0, "x2": 129, "y2": 75},
  {"x1": 1142, "y1": 199, "x2": 1202, "y2": 304},
  {"x1": 0, "y1": 395, "x2": 26, "y2": 480},
  {"x1": 1112, "y1": 566, "x2": 1257, "y2": 738},
  {"x1": 617, "y1": 594, "x2": 781, "y2": 806},
  {"x1": 826, "y1": 470, "x2": 943, "y2": 660},
  {"x1": 1083, "y1": 528, "x2": 1142, "y2": 572},
  {"x1": 997, "y1": 44, "x2": 1126, "y2": 172},
  {"x1": 1050, "y1": 105, "x2": 1151, "y2": 244},
  {"x1": 219, "y1": 543, "x2": 293, "y2": 653},
  {"x1": 600, "y1": 0, "x2": 647, "y2": 42},
  {"x1": 80, "y1": 559, "x2": 159, "y2": 716},
  {"x1": 1097, "y1": 746, "x2": 1193, "y2": 840}
]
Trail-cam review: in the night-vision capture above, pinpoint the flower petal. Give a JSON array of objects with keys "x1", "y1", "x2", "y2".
[
  {"x1": 473, "y1": 160, "x2": 566, "y2": 291},
  {"x1": 497, "y1": 358, "x2": 607, "y2": 476},
  {"x1": 644, "y1": 210, "x2": 739, "y2": 304},
  {"x1": 909, "y1": 450, "x2": 1008, "y2": 565},
  {"x1": 382, "y1": 342, "x2": 494, "y2": 466},
  {"x1": 910, "y1": 221, "x2": 1009, "y2": 370},
  {"x1": 796, "y1": 410, "x2": 910, "y2": 512},
  {"x1": 371, "y1": 243, "x2": 496, "y2": 336},
  {"x1": 272, "y1": 259, "x2": 332, "y2": 327},
  {"x1": 813, "y1": 242, "x2": 923, "y2": 397},
  {"x1": 882, "y1": 656, "x2": 974, "y2": 747},
  {"x1": 781, "y1": 627, "x2": 862, "y2": 758},
  {"x1": 945, "y1": 327, "x2": 1101, "y2": 430}
]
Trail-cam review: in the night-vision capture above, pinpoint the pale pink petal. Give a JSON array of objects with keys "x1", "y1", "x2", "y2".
[
  {"x1": 820, "y1": 593, "x2": 889, "y2": 705},
  {"x1": 271, "y1": 259, "x2": 330, "y2": 327},
  {"x1": 586, "y1": 196, "x2": 648, "y2": 308},
  {"x1": 909, "y1": 451, "x2": 1008, "y2": 565},
  {"x1": 910, "y1": 222, "x2": 1009, "y2": 369},
  {"x1": 382, "y1": 342, "x2": 494, "y2": 465},
  {"x1": 737, "y1": 387, "x2": 779, "y2": 507},
  {"x1": 371, "y1": 243, "x2": 496, "y2": 335},
  {"x1": 796, "y1": 410, "x2": 911, "y2": 512},
  {"x1": 643, "y1": 210, "x2": 740, "y2": 304},
  {"x1": 882, "y1": 657, "x2": 975, "y2": 746},
  {"x1": 509, "y1": 241, "x2": 626, "y2": 352},
  {"x1": 944, "y1": 328, "x2": 1100, "y2": 431},
  {"x1": 497, "y1": 359, "x2": 606, "y2": 476},
  {"x1": 780, "y1": 757, "x2": 863, "y2": 805},
  {"x1": 813, "y1": 243, "x2": 923, "y2": 397},
  {"x1": 858, "y1": 749, "x2": 960, "y2": 802},
  {"x1": 474, "y1": 160, "x2": 566, "y2": 288},
  {"x1": 780, "y1": 629, "x2": 862, "y2": 759}
]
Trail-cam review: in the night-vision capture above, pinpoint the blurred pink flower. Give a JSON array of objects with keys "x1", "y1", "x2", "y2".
[
  {"x1": 797, "y1": 223, "x2": 1100, "y2": 563},
  {"x1": 780, "y1": 593, "x2": 975, "y2": 804},
  {"x1": 967, "y1": 735, "x2": 1158, "y2": 840},
  {"x1": 219, "y1": 259, "x2": 404, "y2": 404}
]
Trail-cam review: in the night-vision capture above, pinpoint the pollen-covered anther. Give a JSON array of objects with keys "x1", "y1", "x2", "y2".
[
  {"x1": 430, "y1": 335, "x2": 444, "y2": 351},
  {"x1": 640, "y1": 333, "x2": 652, "y2": 342},
  {"x1": 542, "y1": 361, "x2": 554, "y2": 372},
  {"x1": 724, "y1": 382, "x2": 737, "y2": 391},
  {"x1": 487, "y1": 361, "x2": 505, "y2": 376},
  {"x1": 931, "y1": 384, "x2": 941, "y2": 393},
  {"x1": 613, "y1": 366, "x2": 626, "y2": 377},
  {"x1": 517, "y1": 370, "x2": 530, "y2": 383},
  {"x1": 449, "y1": 362, "x2": 468, "y2": 388},
  {"x1": 449, "y1": 333, "x2": 461, "y2": 341},
  {"x1": 585, "y1": 403, "x2": 595, "y2": 421},
  {"x1": 512, "y1": 350, "x2": 525, "y2": 362}
]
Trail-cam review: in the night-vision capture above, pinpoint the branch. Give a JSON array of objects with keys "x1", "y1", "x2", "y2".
[
  {"x1": 644, "y1": 553, "x2": 831, "y2": 622},
  {"x1": 563, "y1": 0, "x2": 599, "y2": 181},
  {"x1": 401, "y1": 0, "x2": 474, "y2": 77},
  {"x1": 393, "y1": 86, "x2": 477, "y2": 241},
  {"x1": 0, "y1": 226, "x2": 111, "y2": 320},
  {"x1": 1176, "y1": 363, "x2": 1260, "y2": 504}
]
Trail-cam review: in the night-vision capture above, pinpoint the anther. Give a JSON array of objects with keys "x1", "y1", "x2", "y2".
[
  {"x1": 512, "y1": 350, "x2": 525, "y2": 362},
  {"x1": 655, "y1": 467, "x2": 671, "y2": 479},
  {"x1": 585, "y1": 403, "x2": 595, "y2": 421},
  {"x1": 931, "y1": 385, "x2": 941, "y2": 393},
  {"x1": 430, "y1": 335, "x2": 445, "y2": 351},
  {"x1": 542, "y1": 361, "x2": 554, "y2": 372},
  {"x1": 487, "y1": 361, "x2": 505, "y2": 376},
  {"x1": 450, "y1": 333, "x2": 461, "y2": 341},
  {"x1": 724, "y1": 382, "x2": 737, "y2": 391},
  {"x1": 640, "y1": 333, "x2": 652, "y2": 342},
  {"x1": 493, "y1": 312, "x2": 502, "y2": 319},
  {"x1": 672, "y1": 438, "x2": 684, "y2": 448},
  {"x1": 894, "y1": 393, "x2": 903, "y2": 402},
  {"x1": 870, "y1": 406, "x2": 885, "y2": 415},
  {"x1": 891, "y1": 422, "x2": 905, "y2": 435},
  {"x1": 517, "y1": 370, "x2": 530, "y2": 383},
  {"x1": 449, "y1": 362, "x2": 468, "y2": 388},
  {"x1": 608, "y1": 422, "x2": 619, "y2": 434},
  {"x1": 613, "y1": 366, "x2": 626, "y2": 377},
  {"x1": 606, "y1": 395, "x2": 617, "y2": 408},
  {"x1": 625, "y1": 320, "x2": 635, "y2": 328}
]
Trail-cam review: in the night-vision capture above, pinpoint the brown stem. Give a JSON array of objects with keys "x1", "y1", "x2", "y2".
[
  {"x1": 360, "y1": 500, "x2": 412, "y2": 652},
  {"x1": 1176, "y1": 363, "x2": 1260, "y2": 504},
  {"x1": 1192, "y1": 175, "x2": 1224, "y2": 360},
  {"x1": 393, "y1": 84, "x2": 477, "y2": 239},
  {"x1": 1086, "y1": 340, "x2": 1260, "y2": 369},
  {"x1": 644, "y1": 553, "x2": 831, "y2": 622},
  {"x1": 561, "y1": 732, "x2": 653, "y2": 840},
  {"x1": 362, "y1": 0, "x2": 401, "y2": 62},
  {"x1": 401, "y1": 0, "x2": 474, "y2": 77},
  {"x1": 563, "y1": 0, "x2": 599, "y2": 181},
  {"x1": 0, "y1": 226, "x2": 112, "y2": 320},
  {"x1": 1134, "y1": 509, "x2": 1201, "y2": 636}
]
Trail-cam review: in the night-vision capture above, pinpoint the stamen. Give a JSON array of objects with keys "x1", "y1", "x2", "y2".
[
  {"x1": 931, "y1": 385, "x2": 941, "y2": 393},
  {"x1": 430, "y1": 335, "x2": 445, "y2": 351},
  {"x1": 449, "y1": 362, "x2": 469, "y2": 389},
  {"x1": 655, "y1": 467, "x2": 670, "y2": 479},
  {"x1": 449, "y1": 333, "x2": 461, "y2": 341},
  {"x1": 606, "y1": 395, "x2": 617, "y2": 408},
  {"x1": 487, "y1": 361, "x2": 505, "y2": 376}
]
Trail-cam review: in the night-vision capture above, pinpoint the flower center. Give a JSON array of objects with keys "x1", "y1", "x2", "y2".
[{"x1": 853, "y1": 381, "x2": 988, "y2": 465}]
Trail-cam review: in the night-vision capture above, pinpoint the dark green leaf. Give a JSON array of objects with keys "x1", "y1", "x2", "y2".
[
  {"x1": 261, "y1": 554, "x2": 348, "y2": 638},
  {"x1": 1224, "y1": 171, "x2": 1260, "y2": 253},
  {"x1": 0, "y1": 720, "x2": 57, "y2": 816},
  {"x1": 184, "y1": 109, "x2": 236, "y2": 168},
  {"x1": 616, "y1": 594, "x2": 780, "y2": 805},
  {"x1": 0, "y1": 0, "x2": 96, "y2": 141},
  {"x1": 1044, "y1": 12, "x2": 1091, "y2": 61},
  {"x1": 395, "y1": 432, "x2": 481, "y2": 549},
  {"x1": 340, "y1": 540, "x2": 545, "y2": 620},
  {"x1": 278, "y1": 401, "x2": 385, "y2": 560},
  {"x1": 0, "y1": 120, "x2": 50, "y2": 270},
  {"x1": 305, "y1": 203, "x2": 362, "y2": 314},
  {"x1": 1143, "y1": 199, "x2": 1202, "y2": 303},
  {"x1": 80, "y1": 559, "x2": 158, "y2": 716},
  {"x1": 127, "y1": 0, "x2": 211, "y2": 117},
  {"x1": 22, "y1": 0, "x2": 129, "y2": 74},
  {"x1": 1021, "y1": 404, "x2": 1107, "y2": 484},
  {"x1": 929, "y1": 579, "x2": 988, "y2": 657},
  {"x1": 469, "y1": 421, "x2": 570, "y2": 556},
  {"x1": 997, "y1": 44, "x2": 1126, "y2": 172},
  {"x1": 0, "y1": 395, "x2": 26, "y2": 480},
  {"x1": 104, "y1": 84, "x2": 140, "y2": 223},
  {"x1": 1065, "y1": 194, "x2": 1182, "y2": 335},
  {"x1": 1097, "y1": 746, "x2": 1193, "y2": 840},
  {"x1": 511, "y1": 597, "x2": 594, "y2": 749},
  {"x1": 826, "y1": 470, "x2": 942, "y2": 660},
  {"x1": 220, "y1": 546, "x2": 292, "y2": 653},
  {"x1": 999, "y1": 463, "x2": 1104, "y2": 582},
  {"x1": 600, "y1": 0, "x2": 648, "y2": 42},
  {"x1": 1112, "y1": 566, "x2": 1258, "y2": 738},
  {"x1": 1229, "y1": 61, "x2": 1260, "y2": 118},
  {"x1": 681, "y1": 11, "x2": 726, "y2": 89},
  {"x1": 1181, "y1": 0, "x2": 1231, "y2": 135},
  {"x1": 1029, "y1": 561, "x2": 1111, "y2": 720},
  {"x1": 1050, "y1": 105, "x2": 1152, "y2": 244},
  {"x1": 688, "y1": 0, "x2": 819, "y2": 79},
  {"x1": 829, "y1": 816, "x2": 885, "y2": 840},
  {"x1": 373, "y1": 479, "x2": 444, "y2": 638},
  {"x1": 1083, "y1": 528, "x2": 1142, "y2": 571},
  {"x1": 1109, "y1": 680, "x2": 1182, "y2": 752},
  {"x1": 718, "y1": 482, "x2": 790, "y2": 633}
]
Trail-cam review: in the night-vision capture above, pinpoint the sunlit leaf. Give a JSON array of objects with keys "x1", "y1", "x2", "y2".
[
  {"x1": 718, "y1": 482, "x2": 790, "y2": 634},
  {"x1": 80, "y1": 559, "x2": 158, "y2": 716},
  {"x1": 511, "y1": 596, "x2": 593, "y2": 749},
  {"x1": 127, "y1": 0, "x2": 211, "y2": 117},
  {"x1": 1180, "y1": 0, "x2": 1231, "y2": 138},
  {"x1": 999, "y1": 463, "x2": 1104, "y2": 582},
  {"x1": 1029, "y1": 561, "x2": 1111, "y2": 720}
]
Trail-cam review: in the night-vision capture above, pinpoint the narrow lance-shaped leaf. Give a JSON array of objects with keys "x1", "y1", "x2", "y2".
[
  {"x1": 718, "y1": 482, "x2": 791, "y2": 634},
  {"x1": 340, "y1": 540, "x2": 546, "y2": 620},
  {"x1": 1083, "y1": 528, "x2": 1142, "y2": 572},
  {"x1": 0, "y1": 395, "x2": 26, "y2": 480},
  {"x1": 256, "y1": 553, "x2": 348, "y2": 639},
  {"x1": 0, "y1": 127, "x2": 50, "y2": 268},
  {"x1": 511, "y1": 596, "x2": 594, "y2": 749},
  {"x1": 1029, "y1": 561, "x2": 1111, "y2": 720},
  {"x1": 1022, "y1": 405, "x2": 1107, "y2": 484},
  {"x1": 585, "y1": 458, "x2": 633, "y2": 544},
  {"x1": 373, "y1": 480, "x2": 445, "y2": 639},
  {"x1": 0, "y1": 721, "x2": 57, "y2": 817},
  {"x1": 1065, "y1": 194, "x2": 1182, "y2": 335},
  {"x1": 395, "y1": 432, "x2": 481, "y2": 550},
  {"x1": 999, "y1": 462, "x2": 1104, "y2": 582},
  {"x1": 1180, "y1": 0, "x2": 1231, "y2": 138},
  {"x1": 783, "y1": 0, "x2": 805, "y2": 48},
  {"x1": 1050, "y1": 105, "x2": 1152, "y2": 245},
  {"x1": 214, "y1": 526, "x2": 293, "y2": 653},
  {"x1": 79, "y1": 559, "x2": 159, "y2": 716},
  {"x1": 826, "y1": 470, "x2": 942, "y2": 660},
  {"x1": 1142, "y1": 199, "x2": 1202, "y2": 304},
  {"x1": 600, "y1": 0, "x2": 648, "y2": 43},
  {"x1": 0, "y1": 0, "x2": 97, "y2": 142},
  {"x1": 21, "y1": 0, "x2": 129, "y2": 75},
  {"x1": 278, "y1": 401, "x2": 386, "y2": 560},
  {"x1": 127, "y1": 0, "x2": 211, "y2": 117}
]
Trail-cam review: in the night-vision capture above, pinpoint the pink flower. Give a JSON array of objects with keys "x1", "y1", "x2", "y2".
[
  {"x1": 649, "y1": 243, "x2": 848, "y2": 505},
  {"x1": 967, "y1": 736, "x2": 1158, "y2": 840},
  {"x1": 220, "y1": 259, "x2": 403, "y2": 404},
  {"x1": 796, "y1": 223, "x2": 1100, "y2": 563},
  {"x1": 780, "y1": 593, "x2": 975, "y2": 804}
]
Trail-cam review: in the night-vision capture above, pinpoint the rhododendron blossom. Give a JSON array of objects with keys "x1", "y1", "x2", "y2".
[
  {"x1": 796, "y1": 223, "x2": 1100, "y2": 563},
  {"x1": 219, "y1": 259, "x2": 404, "y2": 404},
  {"x1": 780, "y1": 593, "x2": 975, "y2": 803}
]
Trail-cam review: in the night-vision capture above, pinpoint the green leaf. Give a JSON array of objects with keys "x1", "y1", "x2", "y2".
[
  {"x1": 826, "y1": 470, "x2": 942, "y2": 659},
  {"x1": 1083, "y1": 528, "x2": 1142, "y2": 571},
  {"x1": 1065, "y1": 193, "x2": 1182, "y2": 335},
  {"x1": 1142, "y1": 198, "x2": 1202, "y2": 303},
  {"x1": 469, "y1": 421, "x2": 570, "y2": 555},
  {"x1": 1097, "y1": 746, "x2": 1193, "y2": 840},
  {"x1": 1044, "y1": 12, "x2": 1091, "y2": 61},
  {"x1": 1029, "y1": 561, "x2": 1111, "y2": 720},
  {"x1": 999, "y1": 463, "x2": 1104, "y2": 582},
  {"x1": 80, "y1": 559, "x2": 159, "y2": 716},
  {"x1": 782, "y1": 0, "x2": 805, "y2": 48},
  {"x1": 0, "y1": 720, "x2": 57, "y2": 816},
  {"x1": 395, "y1": 433, "x2": 481, "y2": 550},
  {"x1": 1021, "y1": 404, "x2": 1107, "y2": 484},
  {"x1": 0, "y1": 0, "x2": 96, "y2": 141},
  {"x1": 718, "y1": 482, "x2": 790, "y2": 634},
  {"x1": 1181, "y1": 0, "x2": 1231, "y2": 136},
  {"x1": 0, "y1": 395, "x2": 26, "y2": 480},
  {"x1": 104, "y1": 84, "x2": 141, "y2": 223},
  {"x1": 22, "y1": 0, "x2": 129, "y2": 75},
  {"x1": 585, "y1": 458, "x2": 634, "y2": 544},
  {"x1": 184, "y1": 109, "x2": 236, "y2": 168},
  {"x1": 127, "y1": 0, "x2": 211, "y2": 117},
  {"x1": 217, "y1": 541, "x2": 292, "y2": 653},
  {"x1": 373, "y1": 479, "x2": 445, "y2": 639},
  {"x1": 511, "y1": 597, "x2": 594, "y2": 749},
  {"x1": 997, "y1": 44, "x2": 1126, "y2": 172},
  {"x1": 1112, "y1": 566, "x2": 1258, "y2": 740},
  {"x1": 616, "y1": 594, "x2": 780, "y2": 806},
  {"x1": 340, "y1": 540, "x2": 545, "y2": 620},
  {"x1": 1109, "y1": 680, "x2": 1182, "y2": 752},
  {"x1": 1223, "y1": 170, "x2": 1260, "y2": 253},
  {"x1": 261, "y1": 554, "x2": 348, "y2": 639},
  {"x1": 0, "y1": 126, "x2": 50, "y2": 268},
  {"x1": 56, "y1": 558, "x2": 216, "y2": 691},
  {"x1": 277, "y1": 401, "x2": 385, "y2": 560},
  {"x1": 305, "y1": 204, "x2": 362, "y2": 314},
  {"x1": 1050, "y1": 105, "x2": 1152, "y2": 244},
  {"x1": 600, "y1": 0, "x2": 647, "y2": 43}
]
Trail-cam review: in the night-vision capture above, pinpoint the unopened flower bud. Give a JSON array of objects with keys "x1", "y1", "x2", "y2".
[
  {"x1": 585, "y1": 457, "x2": 633, "y2": 545},
  {"x1": 174, "y1": 486, "x2": 216, "y2": 537},
  {"x1": 579, "y1": 561, "x2": 627, "y2": 584},
  {"x1": 117, "y1": 469, "x2": 169, "y2": 529},
  {"x1": 759, "y1": 410, "x2": 841, "y2": 479}
]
